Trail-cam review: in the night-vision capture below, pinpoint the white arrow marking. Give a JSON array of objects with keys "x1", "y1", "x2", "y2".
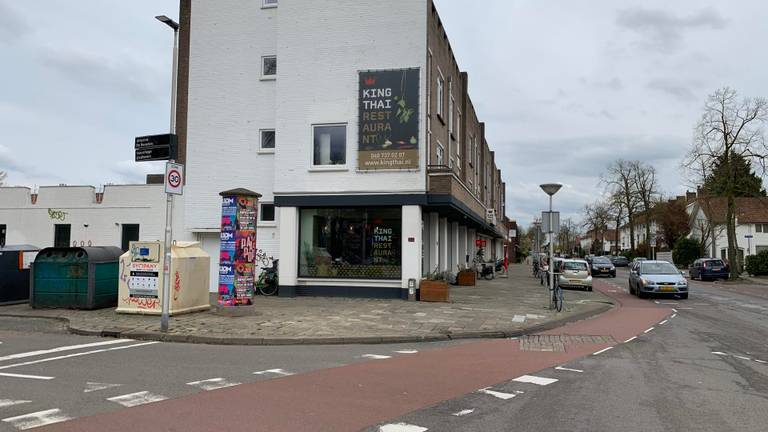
[
  {"x1": 107, "y1": 391, "x2": 167, "y2": 408},
  {"x1": 187, "y1": 378, "x2": 241, "y2": 391},
  {"x1": 452, "y1": 409, "x2": 475, "y2": 417},
  {"x1": 0, "y1": 339, "x2": 132, "y2": 363},
  {"x1": 84, "y1": 382, "x2": 122, "y2": 393},
  {"x1": 478, "y1": 388, "x2": 517, "y2": 400},
  {"x1": 253, "y1": 368, "x2": 294, "y2": 376}
]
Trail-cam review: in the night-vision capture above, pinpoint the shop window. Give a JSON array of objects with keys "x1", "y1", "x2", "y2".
[
  {"x1": 299, "y1": 207, "x2": 401, "y2": 279},
  {"x1": 312, "y1": 124, "x2": 346, "y2": 166},
  {"x1": 260, "y1": 203, "x2": 275, "y2": 222},
  {"x1": 262, "y1": 55, "x2": 277, "y2": 78},
  {"x1": 260, "y1": 129, "x2": 275, "y2": 151}
]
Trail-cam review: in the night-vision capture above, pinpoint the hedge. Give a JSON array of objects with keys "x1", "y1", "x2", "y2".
[
  {"x1": 672, "y1": 238, "x2": 701, "y2": 268},
  {"x1": 746, "y1": 250, "x2": 768, "y2": 276}
]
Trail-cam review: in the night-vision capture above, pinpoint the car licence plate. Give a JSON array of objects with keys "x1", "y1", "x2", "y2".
[
  {"x1": 601, "y1": 269, "x2": 608, "y2": 272},
  {"x1": 712, "y1": 267, "x2": 721, "y2": 271},
  {"x1": 660, "y1": 287, "x2": 676, "y2": 292}
]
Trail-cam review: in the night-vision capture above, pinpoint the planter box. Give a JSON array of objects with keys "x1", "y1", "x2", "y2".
[
  {"x1": 420, "y1": 280, "x2": 449, "y2": 302},
  {"x1": 456, "y1": 270, "x2": 476, "y2": 286}
]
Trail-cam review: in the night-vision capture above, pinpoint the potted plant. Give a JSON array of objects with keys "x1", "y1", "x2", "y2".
[
  {"x1": 456, "y1": 264, "x2": 476, "y2": 286},
  {"x1": 420, "y1": 267, "x2": 450, "y2": 302}
]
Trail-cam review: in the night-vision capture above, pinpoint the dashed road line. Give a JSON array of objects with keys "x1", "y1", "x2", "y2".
[
  {"x1": 451, "y1": 409, "x2": 475, "y2": 417},
  {"x1": 712, "y1": 351, "x2": 728, "y2": 356},
  {"x1": 644, "y1": 327, "x2": 654, "y2": 333},
  {"x1": 253, "y1": 368, "x2": 293, "y2": 377},
  {"x1": 592, "y1": 347, "x2": 613, "y2": 356},
  {"x1": 0, "y1": 339, "x2": 133, "y2": 363},
  {"x1": 512, "y1": 315, "x2": 526, "y2": 323},
  {"x1": 659, "y1": 320, "x2": 668, "y2": 325},
  {"x1": 477, "y1": 388, "x2": 518, "y2": 400},
  {"x1": 0, "y1": 400, "x2": 31, "y2": 409},
  {"x1": 84, "y1": 382, "x2": 122, "y2": 393},
  {"x1": 671, "y1": 313, "x2": 677, "y2": 319},
  {"x1": 379, "y1": 423, "x2": 428, "y2": 432},
  {"x1": 755, "y1": 359, "x2": 767, "y2": 364},
  {"x1": 512, "y1": 375, "x2": 558, "y2": 386},
  {"x1": 394, "y1": 350, "x2": 418, "y2": 354},
  {"x1": 361, "y1": 354, "x2": 392, "y2": 360},
  {"x1": 107, "y1": 391, "x2": 167, "y2": 408},
  {"x1": 554, "y1": 366, "x2": 583, "y2": 373},
  {"x1": 734, "y1": 355, "x2": 751, "y2": 361},
  {"x1": 2, "y1": 408, "x2": 73, "y2": 430},
  {"x1": 624, "y1": 336, "x2": 637, "y2": 343},
  {"x1": 187, "y1": 377, "x2": 241, "y2": 391},
  {"x1": 0, "y1": 372, "x2": 54, "y2": 381}
]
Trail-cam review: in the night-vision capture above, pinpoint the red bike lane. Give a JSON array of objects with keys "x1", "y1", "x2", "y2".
[{"x1": 38, "y1": 280, "x2": 671, "y2": 432}]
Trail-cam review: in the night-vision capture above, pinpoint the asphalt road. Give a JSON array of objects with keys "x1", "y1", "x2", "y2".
[{"x1": 367, "y1": 269, "x2": 768, "y2": 432}]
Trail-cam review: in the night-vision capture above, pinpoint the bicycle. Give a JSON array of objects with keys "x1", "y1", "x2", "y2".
[
  {"x1": 255, "y1": 259, "x2": 279, "y2": 296},
  {"x1": 549, "y1": 271, "x2": 564, "y2": 312},
  {"x1": 255, "y1": 249, "x2": 273, "y2": 268}
]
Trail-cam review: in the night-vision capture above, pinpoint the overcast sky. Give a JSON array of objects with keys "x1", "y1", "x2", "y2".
[{"x1": 2, "y1": 1, "x2": 767, "y2": 229}]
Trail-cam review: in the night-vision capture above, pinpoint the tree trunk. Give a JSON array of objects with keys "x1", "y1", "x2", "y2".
[
  {"x1": 726, "y1": 196, "x2": 740, "y2": 277},
  {"x1": 628, "y1": 214, "x2": 636, "y2": 251},
  {"x1": 644, "y1": 210, "x2": 652, "y2": 259}
]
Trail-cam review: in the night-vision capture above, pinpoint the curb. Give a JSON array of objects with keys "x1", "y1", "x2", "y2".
[{"x1": 0, "y1": 300, "x2": 614, "y2": 346}]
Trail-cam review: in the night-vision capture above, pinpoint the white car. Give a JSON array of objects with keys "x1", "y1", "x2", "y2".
[{"x1": 557, "y1": 259, "x2": 593, "y2": 291}]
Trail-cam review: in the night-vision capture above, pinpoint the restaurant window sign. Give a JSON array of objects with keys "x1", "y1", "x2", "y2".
[{"x1": 358, "y1": 68, "x2": 420, "y2": 170}]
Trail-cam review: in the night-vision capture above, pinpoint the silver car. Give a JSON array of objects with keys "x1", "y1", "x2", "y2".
[
  {"x1": 557, "y1": 259, "x2": 593, "y2": 291},
  {"x1": 629, "y1": 260, "x2": 688, "y2": 299}
]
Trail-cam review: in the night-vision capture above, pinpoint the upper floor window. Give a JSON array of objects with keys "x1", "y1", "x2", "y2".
[
  {"x1": 312, "y1": 124, "x2": 346, "y2": 167},
  {"x1": 456, "y1": 113, "x2": 462, "y2": 169},
  {"x1": 436, "y1": 142, "x2": 444, "y2": 166},
  {"x1": 756, "y1": 223, "x2": 768, "y2": 233},
  {"x1": 262, "y1": 0, "x2": 278, "y2": 8},
  {"x1": 262, "y1": 56, "x2": 277, "y2": 78},
  {"x1": 448, "y1": 78, "x2": 454, "y2": 135},
  {"x1": 260, "y1": 129, "x2": 275, "y2": 152},
  {"x1": 436, "y1": 70, "x2": 445, "y2": 118},
  {"x1": 260, "y1": 203, "x2": 276, "y2": 222}
]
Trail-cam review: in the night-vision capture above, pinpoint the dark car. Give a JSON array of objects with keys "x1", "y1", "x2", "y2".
[
  {"x1": 689, "y1": 258, "x2": 730, "y2": 281},
  {"x1": 590, "y1": 256, "x2": 616, "y2": 277},
  {"x1": 610, "y1": 255, "x2": 629, "y2": 267}
]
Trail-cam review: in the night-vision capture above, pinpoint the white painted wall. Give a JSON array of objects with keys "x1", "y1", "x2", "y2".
[
  {"x1": 0, "y1": 185, "x2": 166, "y2": 249},
  {"x1": 401, "y1": 205, "x2": 422, "y2": 289}
]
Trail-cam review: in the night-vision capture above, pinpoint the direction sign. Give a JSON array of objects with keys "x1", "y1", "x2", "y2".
[
  {"x1": 745, "y1": 234, "x2": 754, "y2": 239},
  {"x1": 135, "y1": 134, "x2": 178, "y2": 162},
  {"x1": 165, "y1": 162, "x2": 184, "y2": 195}
]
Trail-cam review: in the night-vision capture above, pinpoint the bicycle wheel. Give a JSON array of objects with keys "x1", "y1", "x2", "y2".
[
  {"x1": 555, "y1": 286, "x2": 564, "y2": 312},
  {"x1": 258, "y1": 281, "x2": 278, "y2": 296}
]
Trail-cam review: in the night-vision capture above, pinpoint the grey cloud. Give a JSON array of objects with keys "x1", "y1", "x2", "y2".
[
  {"x1": 647, "y1": 79, "x2": 697, "y2": 102},
  {"x1": 617, "y1": 8, "x2": 727, "y2": 52},
  {"x1": 112, "y1": 160, "x2": 164, "y2": 184},
  {"x1": 41, "y1": 49, "x2": 162, "y2": 103},
  {"x1": 0, "y1": 1, "x2": 29, "y2": 42}
]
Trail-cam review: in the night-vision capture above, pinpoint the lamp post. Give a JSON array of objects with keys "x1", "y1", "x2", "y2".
[
  {"x1": 156, "y1": 14, "x2": 179, "y2": 333},
  {"x1": 540, "y1": 183, "x2": 562, "y2": 300}
]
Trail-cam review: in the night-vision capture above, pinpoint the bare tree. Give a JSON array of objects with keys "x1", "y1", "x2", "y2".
[
  {"x1": 632, "y1": 161, "x2": 660, "y2": 257},
  {"x1": 607, "y1": 192, "x2": 626, "y2": 252},
  {"x1": 557, "y1": 218, "x2": 579, "y2": 255},
  {"x1": 601, "y1": 160, "x2": 639, "y2": 251},
  {"x1": 683, "y1": 87, "x2": 768, "y2": 274},
  {"x1": 582, "y1": 201, "x2": 612, "y2": 254}
]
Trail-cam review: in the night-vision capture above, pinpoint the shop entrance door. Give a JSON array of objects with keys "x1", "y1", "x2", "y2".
[{"x1": 54, "y1": 224, "x2": 71, "y2": 248}]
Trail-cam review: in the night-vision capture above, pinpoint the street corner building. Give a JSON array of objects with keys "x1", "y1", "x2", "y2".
[{"x1": 179, "y1": 0, "x2": 511, "y2": 298}]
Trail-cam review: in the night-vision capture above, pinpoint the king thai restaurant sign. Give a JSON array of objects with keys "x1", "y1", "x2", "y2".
[{"x1": 358, "y1": 68, "x2": 420, "y2": 170}]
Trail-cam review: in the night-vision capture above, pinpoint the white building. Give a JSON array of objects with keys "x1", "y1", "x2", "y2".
[
  {"x1": 181, "y1": 0, "x2": 509, "y2": 298},
  {"x1": 0, "y1": 185, "x2": 167, "y2": 250},
  {"x1": 687, "y1": 197, "x2": 768, "y2": 260}
]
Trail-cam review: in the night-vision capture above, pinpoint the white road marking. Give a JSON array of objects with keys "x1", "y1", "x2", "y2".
[
  {"x1": 653, "y1": 301, "x2": 660, "y2": 304},
  {"x1": 187, "y1": 378, "x2": 241, "y2": 391},
  {"x1": 512, "y1": 375, "x2": 558, "y2": 386},
  {"x1": 512, "y1": 315, "x2": 526, "y2": 323},
  {"x1": 755, "y1": 359, "x2": 767, "y2": 364},
  {"x1": 253, "y1": 368, "x2": 294, "y2": 376},
  {"x1": 526, "y1": 314, "x2": 545, "y2": 319},
  {"x1": 592, "y1": 347, "x2": 614, "y2": 356},
  {"x1": 734, "y1": 355, "x2": 751, "y2": 361},
  {"x1": 555, "y1": 366, "x2": 583, "y2": 373},
  {"x1": 624, "y1": 336, "x2": 637, "y2": 343},
  {"x1": 361, "y1": 354, "x2": 392, "y2": 360},
  {"x1": 0, "y1": 372, "x2": 54, "y2": 381},
  {"x1": 2, "y1": 409, "x2": 72, "y2": 430},
  {"x1": 659, "y1": 320, "x2": 668, "y2": 325},
  {"x1": 84, "y1": 382, "x2": 122, "y2": 393},
  {"x1": 712, "y1": 352, "x2": 728, "y2": 356},
  {"x1": 107, "y1": 391, "x2": 167, "y2": 408},
  {"x1": 644, "y1": 327, "x2": 654, "y2": 333},
  {"x1": 451, "y1": 409, "x2": 475, "y2": 417},
  {"x1": 478, "y1": 388, "x2": 517, "y2": 400},
  {"x1": 394, "y1": 350, "x2": 418, "y2": 354},
  {"x1": 0, "y1": 400, "x2": 31, "y2": 409},
  {"x1": 0, "y1": 342, "x2": 159, "y2": 371},
  {"x1": 0, "y1": 339, "x2": 132, "y2": 363},
  {"x1": 671, "y1": 313, "x2": 677, "y2": 319},
  {"x1": 379, "y1": 423, "x2": 428, "y2": 432},
  {"x1": 672, "y1": 308, "x2": 678, "y2": 313},
  {"x1": 659, "y1": 302, "x2": 679, "y2": 305}
]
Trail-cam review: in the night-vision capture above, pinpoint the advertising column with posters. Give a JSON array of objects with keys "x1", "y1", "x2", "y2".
[
  {"x1": 218, "y1": 189, "x2": 261, "y2": 306},
  {"x1": 358, "y1": 68, "x2": 420, "y2": 170}
]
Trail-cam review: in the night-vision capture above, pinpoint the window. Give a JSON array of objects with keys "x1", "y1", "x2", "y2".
[
  {"x1": 54, "y1": 224, "x2": 71, "y2": 248},
  {"x1": 456, "y1": 113, "x2": 462, "y2": 170},
  {"x1": 448, "y1": 78, "x2": 454, "y2": 135},
  {"x1": 757, "y1": 223, "x2": 768, "y2": 232},
  {"x1": 260, "y1": 203, "x2": 275, "y2": 222},
  {"x1": 262, "y1": 0, "x2": 278, "y2": 7},
  {"x1": 262, "y1": 56, "x2": 276, "y2": 78},
  {"x1": 120, "y1": 224, "x2": 139, "y2": 252},
  {"x1": 312, "y1": 124, "x2": 346, "y2": 166},
  {"x1": 260, "y1": 129, "x2": 275, "y2": 151},
  {"x1": 436, "y1": 70, "x2": 444, "y2": 118},
  {"x1": 0, "y1": 224, "x2": 5, "y2": 248},
  {"x1": 436, "y1": 142, "x2": 444, "y2": 166},
  {"x1": 298, "y1": 207, "x2": 401, "y2": 279}
]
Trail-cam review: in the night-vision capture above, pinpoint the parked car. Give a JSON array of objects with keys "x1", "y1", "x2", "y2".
[
  {"x1": 590, "y1": 256, "x2": 616, "y2": 277},
  {"x1": 610, "y1": 255, "x2": 629, "y2": 267},
  {"x1": 689, "y1": 258, "x2": 730, "y2": 281},
  {"x1": 629, "y1": 260, "x2": 688, "y2": 299},
  {"x1": 557, "y1": 259, "x2": 593, "y2": 291}
]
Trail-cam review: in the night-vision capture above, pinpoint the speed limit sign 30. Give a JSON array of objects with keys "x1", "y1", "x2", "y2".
[{"x1": 165, "y1": 162, "x2": 184, "y2": 195}]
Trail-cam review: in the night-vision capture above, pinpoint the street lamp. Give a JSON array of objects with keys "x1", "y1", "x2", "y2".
[
  {"x1": 156, "y1": 14, "x2": 179, "y2": 333},
  {"x1": 540, "y1": 183, "x2": 562, "y2": 302}
]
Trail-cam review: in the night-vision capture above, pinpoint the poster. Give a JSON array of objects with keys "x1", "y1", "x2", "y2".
[
  {"x1": 218, "y1": 193, "x2": 259, "y2": 306},
  {"x1": 358, "y1": 68, "x2": 420, "y2": 170}
]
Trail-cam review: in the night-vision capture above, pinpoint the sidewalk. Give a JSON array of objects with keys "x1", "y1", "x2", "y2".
[{"x1": 0, "y1": 264, "x2": 614, "y2": 345}]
